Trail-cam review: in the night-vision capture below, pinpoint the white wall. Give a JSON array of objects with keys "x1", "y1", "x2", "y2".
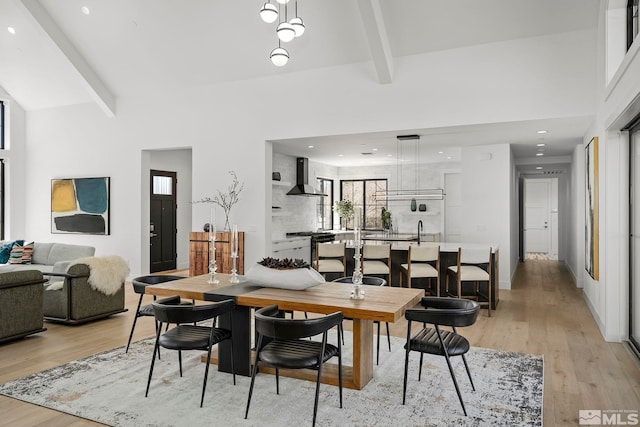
[
  {"x1": 574, "y1": 0, "x2": 640, "y2": 342},
  {"x1": 14, "y1": 29, "x2": 596, "y2": 280},
  {"x1": 461, "y1": 144, "x2": 513, "y2": 289}
]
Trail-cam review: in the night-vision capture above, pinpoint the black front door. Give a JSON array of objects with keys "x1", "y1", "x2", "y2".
[{"x1": 150, "y1": 170, "x2": 177, "y2": 273}]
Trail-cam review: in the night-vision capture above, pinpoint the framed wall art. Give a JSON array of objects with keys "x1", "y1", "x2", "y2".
[
  {"x1": 51, "y1": 177, "x2": 110, "y2": 235},
  {"x1": 585, "y1": 137, "x2": 599, "y2": 280}
]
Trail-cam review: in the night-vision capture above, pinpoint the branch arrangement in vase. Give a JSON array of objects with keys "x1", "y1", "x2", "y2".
[{"x1": 193, "y1": 171, "x2": 244, "y2": 231}]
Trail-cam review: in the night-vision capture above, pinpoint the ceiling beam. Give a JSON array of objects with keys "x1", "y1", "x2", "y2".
[
  {"x1": 18, "y1": 0, "x2": 116, "y2": 117},
  {"x1": 357, "y1": 0, "x2": 394, "y2": 84}
]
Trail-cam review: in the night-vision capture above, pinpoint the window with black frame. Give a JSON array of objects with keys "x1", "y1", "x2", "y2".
[
  {"x1": 340, "y1": 179, "x2": 387, "y2": 230},
  {"x1": 316, "y1": 177, "x2": 333, "y2": 230},
  {"x1": 629, "y1": 0, "x2": 639, "y2": 51}
]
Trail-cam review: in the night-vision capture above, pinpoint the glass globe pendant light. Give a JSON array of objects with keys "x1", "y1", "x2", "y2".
[
  {"x1": 275, "y1": 0, "x2": 290, "y2": 3},
  {"x1": 259, "y1": 1, "x2": 278, "y2": 24},
  {"x1": 270, "y1": 42, "x2": 289, "y2": 66},
  {"x1": 289, "y1": 1, "x2": 305, "y2": 37},
  {"x1": 276, "y1": 4, "x2": 295, "y2": 42}
]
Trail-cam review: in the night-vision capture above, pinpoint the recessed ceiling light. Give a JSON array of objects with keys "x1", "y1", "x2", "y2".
[
  {"x1": 537, "y1": 143, "x2": 545, "y2": 147},
  {"x1": 536, "y1": 153, "x2": 544, "y2": 156},
  {"x1": 338, "y1": 154, "x2": 343, "y2": 157},
  {"x1": 537, "y1": 130, "x2": 547, "y2": 134},
  {"x1": 7, "y1": 27, "x2": 15, "y2": 35},
  {"x1": 438, "y1": 151, "x2": 444, "y2": 155},
  {"x1": 81, "y1": 6, "x2": 90, "y2": 15},
  {"x1": 372, "y1": 148, "x2": 378, "y2": 151},
  {"x1": 536, "y1": 167, "x2": 543, "y2": 170},
  {"x1": 387, "y1": 154, "x2": 393, "y2": 157},
  {"x1": 447, "y1": 156, "x2": 452, "y2": 160},
  {"x1": 307, "y1": 145, "x2": 314, "y2": 148}
]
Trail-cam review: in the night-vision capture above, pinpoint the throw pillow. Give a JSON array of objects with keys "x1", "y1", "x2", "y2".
[
  {"x1": 8, "y1": 242, "x2": 34, "y2": 264},
  {"x1": 0, "y1": 239, "x2": 25, "y2": 264}
]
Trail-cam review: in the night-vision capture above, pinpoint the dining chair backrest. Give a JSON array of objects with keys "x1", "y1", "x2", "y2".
[
  {"x1": 317, "y1": 242, "x2": 345, "y2": 258},
  {"x1": 363, "y1": 244, "x2": 390, "y2": 259},
  {"x1": 332, "y1": 276, "x2": 387, "y2": 286},
  {"x1": 410, "y1": 244, "x2": 440, "y2": 262},
  {"x1": 458, "y1": 247, "x2": 492, "y2": 265},
  {"x1": 152, "y1": 299, "x2": 235, "y2": 324},
  {"x1": 254, "y1": 305, "x2": 343, "y2": 340}
]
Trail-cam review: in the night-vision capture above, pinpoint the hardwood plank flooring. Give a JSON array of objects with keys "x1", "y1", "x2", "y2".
[{"x1": 0, "y1": 261, "x2": 638, "y2": 426}]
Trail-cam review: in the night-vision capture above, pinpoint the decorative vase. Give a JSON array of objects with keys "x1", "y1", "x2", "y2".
[{"x1": 410, "y1": 198, "x2": 417, "y2": 212}]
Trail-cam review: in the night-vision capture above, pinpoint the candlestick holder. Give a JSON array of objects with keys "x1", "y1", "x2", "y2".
[
  {"x1": 208, "y1": 233, "x2": 219, "y2": 284},
  {"x1": 230, "y1": 253, "x2": 240, "y2": 283},
  {"x1": 351, "y1": 220, "x2": 364, "y2": 300}
]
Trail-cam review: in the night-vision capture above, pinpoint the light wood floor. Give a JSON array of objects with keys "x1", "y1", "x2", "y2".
[{"x1": 0, "y1": 261, "x2": 639, "y2": 426}]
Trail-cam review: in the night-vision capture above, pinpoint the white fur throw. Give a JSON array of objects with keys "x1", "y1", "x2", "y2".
[{"x1": 71, "y1": 256, "x2": 130, "y2": 296}]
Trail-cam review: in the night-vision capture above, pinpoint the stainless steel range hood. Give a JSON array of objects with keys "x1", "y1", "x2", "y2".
[{"x1": 286, "y1": 157, "x2": 327, "y2": 196}]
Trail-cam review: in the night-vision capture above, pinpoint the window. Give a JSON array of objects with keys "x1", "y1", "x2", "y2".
[
  {"x1": 629, "y1": 0, "x2": 639, "y2": 51},
  {"x1": 340, "y1": 179, "x2": 387, "y2": 230},
  {"x1": 152, "y1": 175, "x2": 173, "y2": 195},
  {"x1": 316, "y1": 177, "x2": 333, "y2": 230}
]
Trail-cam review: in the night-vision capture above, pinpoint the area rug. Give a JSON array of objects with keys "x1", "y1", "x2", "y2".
[{"x1": 0, "y1": 335, "x2": 543, "y2": 426}]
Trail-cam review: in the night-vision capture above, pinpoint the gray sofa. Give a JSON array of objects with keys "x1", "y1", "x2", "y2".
[
  {"x1": 0, "y1": 242, "x2": 95, "y2": 274},
  {"x1": 0, "y1": 270, "x2": 47, "y2": 343},
  {"x1": 43, "y1": 262, "x2": 127, "y2": 325}
]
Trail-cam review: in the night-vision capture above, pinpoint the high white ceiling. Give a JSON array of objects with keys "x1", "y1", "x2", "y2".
[{"x1": 0, "y1": 0, "x2": 600, "y2": 167}]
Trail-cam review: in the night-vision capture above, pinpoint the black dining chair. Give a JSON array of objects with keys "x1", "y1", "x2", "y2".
[
  {"x1": 244, "y1": 305, "x2": 344, "y2": 427},
  {"x1": 145, "y1": 299, "x2": 236, "y2": 407},
  {"x1": 402, "y1": 297, "x2": 480, "y2": 416},
  {"x1": 332, "y1": 276, "x2": 391, "y2": 365},
  {"x1": 125, "y1": 275, "x2": 187, "y2": 353}
]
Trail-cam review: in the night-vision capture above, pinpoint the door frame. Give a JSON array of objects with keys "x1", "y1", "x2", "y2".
[
  {"x1": 149, "y1": 169, "x2": 177, "y2": 273},
  {"x1": 519, "y1": 175, "x2": 559, "y2": 261}
]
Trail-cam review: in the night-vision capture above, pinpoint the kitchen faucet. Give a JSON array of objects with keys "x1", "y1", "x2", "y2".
[{"x1": 417, "y1": 220, "x2": 423, "y2": 245}]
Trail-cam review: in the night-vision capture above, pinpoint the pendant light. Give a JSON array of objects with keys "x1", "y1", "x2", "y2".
[
  {"x1": 289, "y1": 1, "x2": 305, "y2": 37},
  {"x1": 275, "y1": 0, "x2": 290, "y2": 3},
  {"x1": 270, "y1": 42, "x2": 289, "y2": 66},
  {"x1": 259, "y1": 1, "x2": 278, "y2": 23},
  {"x1": 276, "y1": 3, "x2": 296, "y2": 42}
]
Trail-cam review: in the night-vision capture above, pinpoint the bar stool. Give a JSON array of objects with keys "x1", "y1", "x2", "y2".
[
  {"x1": 314, "y1": 242, "x2": 346, "y2": 281},
  {"x1": 399, "y1": 244, "x2": 440, "y2": 295},
  {"x1": 125, "y1": 275, "x2": 188, "y2": 353},
  {"x1": 445, "y1": 247, "x2": 493, "y2": 316},
  {"x1": 362, "y1": 244, "x2": 391, "y2": 285}
]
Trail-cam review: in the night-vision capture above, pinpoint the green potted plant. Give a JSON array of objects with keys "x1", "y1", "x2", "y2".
[
  {"x1": 381, "y1": 207, "x2": 392, "y2": 230},
  {"x1": 334, "y1": 200, "x2": 354, "y2": 230}
]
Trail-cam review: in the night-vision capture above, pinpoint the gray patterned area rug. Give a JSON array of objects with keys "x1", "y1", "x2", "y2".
[{"x1": 0, "y1": 335, "x2": 543, "y2": 426}]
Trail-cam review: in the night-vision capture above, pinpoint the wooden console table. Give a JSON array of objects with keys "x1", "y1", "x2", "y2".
[{"x1": 189, "y1": 231, "x2": 244, "y2": 276}]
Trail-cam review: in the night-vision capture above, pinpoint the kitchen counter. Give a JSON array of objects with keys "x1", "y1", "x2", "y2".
[{"x1": 363, "y1": 233, "x2": 418, "y2": 242}]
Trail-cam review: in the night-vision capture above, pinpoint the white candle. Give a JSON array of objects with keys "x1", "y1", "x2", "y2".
[
  {"x1": 210, "y1": 208, "x2": 216, "y2": 236},
  {"x1": 232, "y1": 224, "x2": 238, "y2": 256}
]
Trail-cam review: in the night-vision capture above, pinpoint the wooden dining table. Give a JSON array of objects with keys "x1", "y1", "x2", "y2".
[{"x1": 145, "y1": 273, "x2": 424, "y2": 390}]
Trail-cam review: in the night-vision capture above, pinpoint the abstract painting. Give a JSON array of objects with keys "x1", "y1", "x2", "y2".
[
  {"x1": 51, "y1": 177, "x2": 110, "y2": 235},
  {"x1": 585, "y1": 137, "x2": 599, "y2": 280}
]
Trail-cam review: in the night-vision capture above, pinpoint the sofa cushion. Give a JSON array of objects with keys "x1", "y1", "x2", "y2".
[
  {"x1": 8, "y1": 242, "x2": 34, "y2": 264},
  {"x1": 46, "y1": 244, "x2": 95, "y2": 265},
  {"x1": 0, "y1": 240, "x2": 24, "y2": 264},
  {"x1": 31, "y1": 242, "x2": 54, "y2": 265}
]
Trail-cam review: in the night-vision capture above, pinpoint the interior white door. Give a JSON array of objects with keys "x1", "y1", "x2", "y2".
[
  {"x1": 444, "y1": 172, "x2": 462, "y2": 242},
  {"x1": 524, "y1": 179, "x2": 551, "y2": 254}
]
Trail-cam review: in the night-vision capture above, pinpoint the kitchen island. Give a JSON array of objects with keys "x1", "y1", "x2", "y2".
[{"x1": 333, "y1": 239, "x2": 499, "y2": 309}]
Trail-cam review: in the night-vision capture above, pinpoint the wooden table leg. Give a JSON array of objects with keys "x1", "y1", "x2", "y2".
[{"x1": 352, "y1": 318, "x2": 374, "y2": 389}]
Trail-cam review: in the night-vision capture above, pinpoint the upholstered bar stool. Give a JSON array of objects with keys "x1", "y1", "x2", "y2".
[
  {"x1": 400, "y1": 243, "x2": 440, "y2": 295},
  {"x1": 314, "y1": 242, "x2": 346, "y2": 281},
  {"x1": 445, "y1": 247, "x2": 493, "y2": 316},
  {"x1": 362, "y1": 244, "x2": 392, "y2": 285}
]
